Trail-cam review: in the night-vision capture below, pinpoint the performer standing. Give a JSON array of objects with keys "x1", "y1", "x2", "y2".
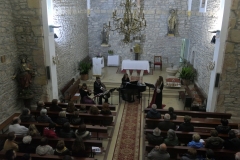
[
  {"x1": 79, "y1": 83, "x2": 95, "y2": 104},
  {"x1": 94, "y1": 76, "x2": 108, "y2": 105},
  {"x1": 150, "y1": 76, "x2": 164, "y2": 109},
  {"x1": 121, "y1": 73, "x2": 130, "y2": 86}
]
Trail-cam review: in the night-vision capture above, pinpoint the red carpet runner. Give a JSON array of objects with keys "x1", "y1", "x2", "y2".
[{"x1": 113, "y1": 101, "x2": 141, "y2": 160}]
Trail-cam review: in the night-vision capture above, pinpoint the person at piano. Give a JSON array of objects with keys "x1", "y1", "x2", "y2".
[
  {"x1": 79, "y1": 83, "x2": 95, "y2": 104},
  {"x1": 121, "y1": 73, "x2": 130, "y2": 86},
  {"x1": 150, "y1": 76, "x2": 164, "y2": 109},
  {"x1": 94, "y1": 76, "x2": 108, "y2": 105}
]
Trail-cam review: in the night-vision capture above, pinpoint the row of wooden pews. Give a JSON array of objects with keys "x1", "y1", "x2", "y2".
[{"x1": 144, "y1": 108, "x2": 238, "y2": 160}]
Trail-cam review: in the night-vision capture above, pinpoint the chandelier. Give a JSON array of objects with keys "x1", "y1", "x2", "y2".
[{"x1": 107, "y1": 0, "x2": 146, "y2": 43}]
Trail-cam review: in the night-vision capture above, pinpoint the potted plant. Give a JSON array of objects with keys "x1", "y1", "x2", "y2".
[
  {"x1": 108, "y1": 50, "x2": 114, "y2": 55},
  {"x1": 78, "y1": 61, "x2": 92, "y2": 80},
  {"x1": 178, "y1": 66, "x2": 196, "y2": 86}
]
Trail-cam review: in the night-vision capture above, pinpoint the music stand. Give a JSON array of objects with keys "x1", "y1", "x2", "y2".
[{"x1": 145, "y1": 82, "x2": 155, "y2": 107}]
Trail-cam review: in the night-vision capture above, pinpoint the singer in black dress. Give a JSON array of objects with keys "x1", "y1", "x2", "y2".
[
  {"x1": 150, "y1": 76, "x2": 164, "y2": 109},
  {"x1": 79, "y1": 83, "x2": 95, "y2": 104},
  {"x1": 94, "y1": 76, "x2": 108, "y2": 105},
  {"x1": 121, "y1": 73, "x2": 130, "y2": 86}
]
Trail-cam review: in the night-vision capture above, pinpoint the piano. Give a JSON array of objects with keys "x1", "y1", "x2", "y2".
[{"x1": 118, "y1": 81, "x2": 146, "y2": 103}]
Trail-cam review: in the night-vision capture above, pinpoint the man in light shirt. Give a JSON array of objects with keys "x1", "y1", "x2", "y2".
[{"x1": 9, "y1": 117, "x2": 28, "y2": 135}]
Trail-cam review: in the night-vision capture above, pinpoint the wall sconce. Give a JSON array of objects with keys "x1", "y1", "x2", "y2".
[
  {"x1": 52, "y1": 55, "x2": 59, "y2": 65},
  {"x1": 208, "y1": 30, "x2": 220, "y2": 44}
]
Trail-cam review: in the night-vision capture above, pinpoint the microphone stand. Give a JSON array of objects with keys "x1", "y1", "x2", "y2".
[{"x1": 144, "y1": 82, "x2": 155, "y2": 107}]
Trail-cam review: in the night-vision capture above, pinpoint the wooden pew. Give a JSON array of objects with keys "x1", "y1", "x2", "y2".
[
  {"x1": 60, "y1": 78, "x2": 75, "y2": 102},
  {"x1": 144, "y1": 129, "x2": 239, "y2": 144},
  {"x1": 145, "y1": 145, "x2": 236, "y2": 160},
  {"x1": 44, "y1": 102, "x2": 116, "y2": 111},
  {"x1": 145, "y1": 118, "x2": 238, "y2": 129},
  {"x1": 20, "y1": 122, "x2": 109, "y2": 139},
  {"x1": 64, "y1": 78, "x2": 81, "y2": 103},
  {"x1": 144, "y1": 108, "x2": 232, "y2": 119},
  {"x1": 30, "y1": 110, "x2": 114, "y2": 126},
  {"x1": 0, "y1": 152, "x2": 95, "y2": 160}
]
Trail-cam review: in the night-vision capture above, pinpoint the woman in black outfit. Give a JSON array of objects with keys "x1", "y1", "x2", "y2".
[
  {"x1": 150, "y1": 76, "x2": 164, "y2": 109},
  {"x1": 121, "y1": 73, "x2": 130, "y2": 86},
  {"x1": 79, "y1": 83, "x2": 95, "y2": 104}
]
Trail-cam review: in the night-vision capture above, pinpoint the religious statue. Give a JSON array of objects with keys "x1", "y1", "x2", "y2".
[
  {"x1": 133, "y1": 43, "x2": 141, "y2": 60},
  {"x1": 168, "y1": 9, "x2": 177, "y2": 36},
  {"x1": 101, "y1": 23, "x2": 109, "y2": 45},
  {"x1": 12, "y1": 55, "x2": 35, "y2": 99}
]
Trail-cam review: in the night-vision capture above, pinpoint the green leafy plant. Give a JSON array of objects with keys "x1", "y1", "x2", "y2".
[
  {"x1": 178, "y1": 66, "x2": 196, "y2": 82},
  {"x1": 78, "y1": 61, "x2": 92, "y2": 75},
  {"x1": 108, "y1": 50, "x2": 114, "y2": 55}
]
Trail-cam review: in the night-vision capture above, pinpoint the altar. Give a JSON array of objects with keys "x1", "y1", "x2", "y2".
[{"x1": 121, "y1": 60, "x2": 150, "y2": 77}]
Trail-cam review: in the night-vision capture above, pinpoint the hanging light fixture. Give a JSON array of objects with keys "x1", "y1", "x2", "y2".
[{"x1": 107, "y1": 0, "x2": 146, "y2": 43}]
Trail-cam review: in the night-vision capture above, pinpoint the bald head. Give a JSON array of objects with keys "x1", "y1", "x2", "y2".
[
  {"x1": 160, "y1": 143, "x2": 167, "y2": 151},
  {"x1": 164, "y1": 114, "x2": 170, "y2": 121}
]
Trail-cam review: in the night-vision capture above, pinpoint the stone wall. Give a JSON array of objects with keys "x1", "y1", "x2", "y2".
[
  {"x1": 52, "y1": 0, "x2": 89, "y2": 92},
  {"x1": 88, "y1": 0, "x2": 190, "y2": 66},
  {"x1": 188, "y1": 0, "x2": 220, "y2": 95},
  {"x1": 0, "y1": 0, "x2": 47, "y2": 122},
  {"x1": 216, "y1": 0, "x2": 240, "y2": 116}
]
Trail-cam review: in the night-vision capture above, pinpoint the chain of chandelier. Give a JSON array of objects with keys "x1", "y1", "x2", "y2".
[{"x1": 107, "y1": 0, "x2": 146, "y2": 43}]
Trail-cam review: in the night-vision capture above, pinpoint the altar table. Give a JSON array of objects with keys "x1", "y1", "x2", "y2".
[{"x1": 121, "y1": 60, "x2": 150, "y2": 77}]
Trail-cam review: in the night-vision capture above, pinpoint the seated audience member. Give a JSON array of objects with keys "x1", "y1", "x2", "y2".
[
  {"x1": 147, "y1": 143, "x2": 170, "y2": 160},
  {"x1": 5, "y1": 149, "x2": 16, "y2": 160},
  {"x1": 36, "y1": 101, "x2": 45, "y2": 111},
  {"x1": 71, "y1": 137, "x2": 89, "y2": 157},
  {"x1": 63, "y1": 155, "x2": 73, "y2": 160},
  {"x1": 100, "y1": 103, "x2": 113, "y2": 126},
  {"x1": 18, "y1": 135, "x2": 37, "y2": 153},
  {"x1": 43, "y1": 123, "x2": 57, "y2": 138},
  {"x1": 58, "y1": 122, "x2": 75, "y2": 138},
  {"x1": 89, "y1": 105, "x2": 100, "y2": 124},
  {"x1": 27, "y1": 124, "x2": 40, "y2": 137},
  {"x1": 75, "y1": 123, "x2": 91, "y2": 140},
  {"x1": 158, "y1": 114, "x2": 176, "y2": 131},
  {"x1": 49, "y1": 99, "x2": 62, "y2": 111},
  {"x1": 55, "y1": 111, "x2": 69, "y2": 126},
  {"x1": 215, "y1": 118, "x2": 231, "y2": 134},
  {"x1": 19, "y1": 108, "x2": 36, "y2": 122},
  {"x1": 204, "y1": 149, "x2": 215, "y2": 160},
  {"x1": 164, "y1": 129, "x2": 179, "y2": 146},
  {"x1": 146, "y1": 127, "x2": 164, "y2": 145},
  {"x1": 79, "y1": 105, "x2": 87, "y2": 113},
  {"x1": 21, "y1": 153, "x2": 31, "y2": 160},
  {"x1": 36, "y1": 137, "x2": 54, "y2": 155},
  {"x1": 9, "y1": 117, "x2": 28, "y2": 135},
  {"x1": 70, "y1": 111, "x2": 83, "y2": 125},
  {"x1": 180, "y1": 148, "x2": 197, "y2": 160},
  {"x1": 168, "y1": 107, "x2": 177, "y2": 120},
  {"x1": 236, "y1": 152, "x2": 240, "y2": 160},
  {"x1": 205, "y1": 130, "x2": 224, "y2": 149},
  {"x1": 187, "y1": 133, "x2": 204, "y2": 148},
  {"x1": 66, "y1": 102, "x2": 76, "y2": 113},
  {"x1": 54, "y1": 140, "x2": 71, "y2": 156},
  {"x1": 37, "y1": 109, "x2": 54, "y2": 124},
  {"x1": 224, "y1": 130, "x2": 240, "y2": 150},
  {"x1": 146, "y1": 104, "x2": 161, "y2": 119},
  {"x1": 2, "y1": 132, "x2": 18, "y2": 152},
  {"x1": 177, "y1": 115, "x2": 194, "y2": 132}
]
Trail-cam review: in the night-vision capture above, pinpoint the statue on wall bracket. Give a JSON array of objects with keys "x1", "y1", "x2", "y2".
[
  {"x1": 101, "y1": 23, "x2": 110, "y2": 47},
  {"x1": 167, "y1": 9, "x2": 177, "y2": 37},
  {"x1": 12, "y1": 54, "x2": 36, "y2": 108}
]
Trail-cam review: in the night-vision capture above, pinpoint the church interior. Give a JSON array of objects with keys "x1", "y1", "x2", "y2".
[{"x1": 0, "y1": 0, "x2": 240, "y2": 159}]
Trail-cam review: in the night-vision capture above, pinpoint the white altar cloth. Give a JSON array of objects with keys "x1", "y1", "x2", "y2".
[
  {"x1": 121, "y1": 60, "x2": 150, "y2": 73},
  {"x1": 92, "y1": 57, "x2": 104, "y2": 76},
  {"x1": 107, "y1": 55, "x2": 119, "y2": 66}
]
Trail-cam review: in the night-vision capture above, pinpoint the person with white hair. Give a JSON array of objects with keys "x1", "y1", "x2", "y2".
[
  {"x1": 55, "y1": 111, "x2": 69, "y2": 126},
  {"x1": 37, "y1": 109, "x2": 54, "y2": 124},
  {"x1": 146, "y1": 104, "x2": 161, "y2": 128},
  {"x1": 158, "y1": 114, "x2": 176, "y2": 131},
  {"x1": 147, "y1": 143, "x2": 170, "y2": 160},
  {"x1": 236, "y1": 152, "x2": 240, "y2": 160},
  {"x1": 146, "y1": 127, "x2": 164, "y2": 145},
  {"x1": 18, "y1": 135, "x2": 37, "y2": 153},
  {"x1": 9, "y1": 117, "x2": 28, "y2": 135}
]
